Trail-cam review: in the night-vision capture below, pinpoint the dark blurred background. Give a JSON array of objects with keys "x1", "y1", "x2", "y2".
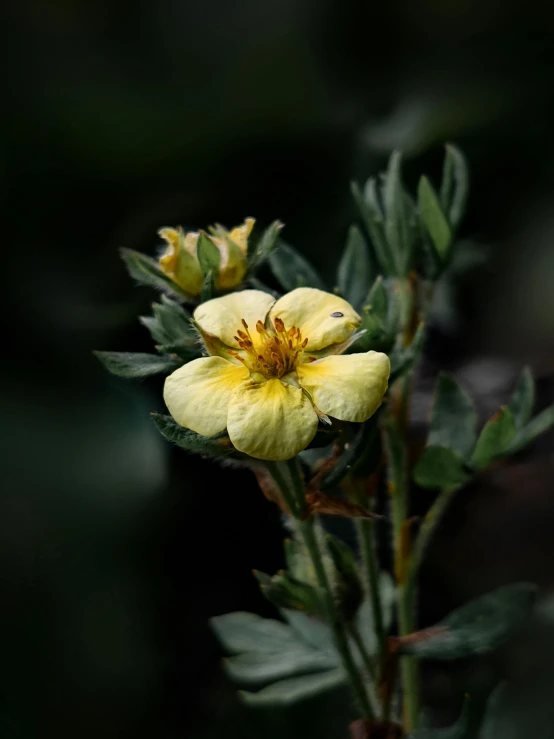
[{"x1": 4, "y1": 1, "x2": 554, "y2": 737}]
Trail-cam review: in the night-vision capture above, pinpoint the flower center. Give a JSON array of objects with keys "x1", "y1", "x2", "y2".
[{"x1": 229, "y1": 317, "x2": 309, "y2": 379}]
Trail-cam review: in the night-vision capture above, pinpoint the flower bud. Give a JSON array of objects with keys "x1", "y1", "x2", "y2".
[{"x1": 158, "y1": 218, "x2": 255, "y2": 296}]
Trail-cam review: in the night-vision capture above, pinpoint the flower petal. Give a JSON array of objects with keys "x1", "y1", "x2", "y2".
[
  {"x1": 229, "y1": 218, "x2": 255, "y2": 254},
  {"x1": 269, "y1": 287, "x2": 362, "y2": 352},
  {"x1": 164, "y1": 356, "x2": 249, "y2": 437},
  {"x1": 227, "y1": 378, "x2": 318, "y2": 460},
  {"x1": 297, "y1": 351, "x2": 390, "y2": 422},
  {"x1": 194, "y1": 290, "x2": 276, "y2": 347}
]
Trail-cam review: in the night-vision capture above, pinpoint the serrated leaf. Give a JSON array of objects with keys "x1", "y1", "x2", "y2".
[
  {"x1": 384, "y1": 150, "x2": 411, "y2": 276},
  {"x1": 196, "y1": 231, "x2": 221, "y2": 278},
  {"x1": 418, "y1": 176, "x2": 452, "y2": 262},
  {"x1": 150, "y1": 412, "x2": 236, "y2": 457},
  {"x1": 352, "y1": 179, "x2": 395, "y2": 275},
  {"x1": 470, "y1": 406, "x2": 516, "y2": 471},
  {"x1": 94, "y1": 351, "x2": 182, "y2": 378},
  {"x1": 413, "y1": 446, "x2": 470, "y2": 489},
  {"x1": 508, "y1": 367, "x2": 535, "y2": 431},
  {"x1": 337, "y1": 225, "x2": 372, "y2": 309},
  {"x1": 398, "y1": 583, "x2": 536, "y2": 660},
  {"x1": 428, "y1": 375, "x2": 477, "y2": 459},
  {"x1": 268, "y1": 241, "x2": 325, "y2": 291},
  {"x1": 120, "y1": 248, "x2": 191, "y2": 300},
  {"x1": 240, "y1": 669, "x2": 345, "y2": 706},
  {"x1": 408, "y1": 696, "x2": 475, "y2": 739},
  {"x1": 506, "y1": 402, "x2": 554, "y2": 455},
  {"x1": 248, "y1": 220, "x2": 284, "y2": 271},
  {"x1": 440, "y1": 144, "x2": 470, "y2": 230},
  {"x1": 282, "y1": 610, "x2": 337, "y2": 654}
]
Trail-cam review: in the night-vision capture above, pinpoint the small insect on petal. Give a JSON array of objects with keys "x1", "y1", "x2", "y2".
[{"x1": 330, "y1": 312, "x2": 344, "y2": 318}]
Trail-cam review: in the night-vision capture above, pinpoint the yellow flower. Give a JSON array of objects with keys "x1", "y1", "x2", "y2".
[
  {"x1": 163, "y1": 288, "x2": 391, "y2": 461},
  {"x1": 158, "y1": 218, "x2": 255, "y2": 295}
]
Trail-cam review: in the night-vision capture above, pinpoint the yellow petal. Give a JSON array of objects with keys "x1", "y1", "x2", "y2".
[
  {"x1": 269, "y1": 288, "x2": 362, "y2": 352},
  {"x1": 229, "y1": 217, "x2": 255, "y2": 253},
  {"x1": 227, "y1": 378, "x2": 318, "y2": 460},
  {"x1": 158, "y1": 227, "x2": 203, "y2": 295},
  {"x1": 297, "y1": 351, "x2": 390, "y2": 422},
  {"x1": 164, "y1": 357, "x2": 249, "y2": 437},
  {"x1": 194, "y1": 290, "x2": 275, "y2": 347}
]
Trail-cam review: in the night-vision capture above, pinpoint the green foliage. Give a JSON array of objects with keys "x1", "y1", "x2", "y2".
[
  {"x1": 399, "y1": 583, "x2": 536, "y2": 660},
  {"x1": 248, "y1": 220, "x2": 284, "y2": 272},
  {"x1": 150, "y1": 413, "x2": 238, "y2": 458},
  {"x1": 507, "y1": 401, "x2": 554, "y2": 454},
  {"x1": 326, "y1": 533, "x2": 364, "y2": 621},
  {"x1": 440, "y1": 144, "x2": 470, "y2": 231},
  {"x1": 337, "y1": 225, "x2": 373, "y2": 310},
  {"x1": 120, "y1": 247, "x2": 192, "y2": 300},
  {"x1": 389, "y1": 322, "x2": 426, "y2": 384},
  {"x1": 253, "y1": 570, "x2": 324, "y2": 617},
  {"x1": 418, "y1": 176, "x2": 452, "y2": 262},
  {"x1": 357, "y1": 277, "x2": 398, "y2": 352},
  {"x1": 507, "y1": 367, "x2": 535, "y2": 431},
  {"x1": 351, "y1": 179, "x2": 395, "y2": 275},
  {"x1": 428, "y1": 375, "x2": 477, "y2": 458},
  {"x1": 384, "y1": 151, "x2": 415, "y2": 276},
  {"x1": 197, "y1": 231, "x2": 221, "y2": 277},
  {"x1": 413, "y1": 446, "x2": 470, "y2": 489},
  {"x1": 139, "y1": 296, "x2": 200, "y2": 360},
  {"x1": 470, "y1": 406, "x2": 516, "y2": 471},
  {"x1": 319, "y1": 419, "x2": 379, "y2": 490},
  {"x1": 94, "y1": 351, "x2": 182, "y2": 378},
  {"x1": 200, "y1": 270, "x2": 215, "y2": 301},
  {"x1": 269, "y1": 241, "x2": 325, "y2": 291},
  {"x1": 210, "y1": 610, "x2": 345, "y2": 704}
]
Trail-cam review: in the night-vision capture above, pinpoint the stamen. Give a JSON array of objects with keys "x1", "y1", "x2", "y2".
[{"x1": 241, "y1": 319, "x2": 249, "y2": 330}]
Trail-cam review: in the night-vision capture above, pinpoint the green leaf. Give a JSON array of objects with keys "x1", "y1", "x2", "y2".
[
  {"x1": 337, "y1": 225, "x2": 372, "y2": 309},
  {"x1": 150, "y1": 412, "x2": 237, "y2": 457},
  {"x1": 94, "y1": 351, "x2": 182, "y2": 378},
  {"x1": 248, "y1": 220, "x2": 284, "y2": 271},
  {"x1": 154, "y1": 342, "x2": 199, "y2": 361},
  {"x1": 384, "y1": 150, "x2": 412, "y2": 276},
  {"x1": 508, "y1": 367, "x2": 535, "y2": 431},
  {"x1": 418, "y1": 176, "x2": 452, "y2": 262},
  {"x1": 366, "y1": 277, "x2": 388, "y2": 322},
  {"x1": 355, "y1": 574, "x2": 396, "y2": 653},
  {"x1": 210, "y1": 611, "x2": 300, "y2": 655},
  {"x1": 120, "y1": 248, "x2": 191, "y2": 300},
  {"x1": 399, "y1": 583, "x2": 536, "y2": 660},
  {"x1": 320, "y1": 420, "x2": 379, "y2": 490},
  {"x1": 428, "y1": 375, "x2": 477, "y2": 459},
  {"x1": 325, "y1": 534, "x2": 364, "y2": 622},
  {"x1": 389, "y1": 322, "x2": 426, "y2": 384},
  {"x1": 440, "y1": 144, "x2": 470, "y2": 230},
  {"x1": 506, "y1": 402, "x2": 554, "y2": 455},
  {"x1": 268, "y1": 241, "x2": 325, "y2": 291},
  {"x1": 470, "y1": 406, "x2": 516, "y2": 471},
  {"x1": 140, "y1": 296, "x2": 197, "y2": 349},
  {"x1": 282, "y1": 610, "x2": 336, "y2": 654},
  {"x1": 255, "y1": 570, "x2": 324, "y2": 618},
  {"x1": 196, "y1": 232, "x2": 221, "y2": 277},
  {"x1": 408, "y1": 696, "x2": 475, "y2": 739},
  {"x1": 351, "y1": 179, "x2": 395, "y2": 275},
  {"x1": 225, "y1": 649, "x2": 338, "y2": 687},
  {"x1": 239, "y1": 669, "x2": 345, "y2": 706},
  {"x1": 200, "y1": 270, "x2": 215, "y2": 302},
  {"x1": 413, "y1": 446, "x2": 470, "y2": 489}
]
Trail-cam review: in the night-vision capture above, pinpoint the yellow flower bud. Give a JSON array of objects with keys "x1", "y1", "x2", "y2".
[{"x1": 158, "y1": 219, "x2": 255, "y2": 296}]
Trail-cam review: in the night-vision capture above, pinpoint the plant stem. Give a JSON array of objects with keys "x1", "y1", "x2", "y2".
[
  {"x1": 406, "y1": 485, "x2": 459, "y2": 596},
  {"x1": 355, "y1": 518, "x2": 386, "y2": 671},
  {"x1": 266, "y1": 459, "x2": 375, "y2": 719}
]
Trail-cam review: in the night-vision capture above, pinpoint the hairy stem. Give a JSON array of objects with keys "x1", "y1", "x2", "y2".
[
  {"x1": 355, "y1": 518, "x2": 386, "y2": 672},
  {"x1": 266, "y1": 459, "x2": 375, "y2": 719}
]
